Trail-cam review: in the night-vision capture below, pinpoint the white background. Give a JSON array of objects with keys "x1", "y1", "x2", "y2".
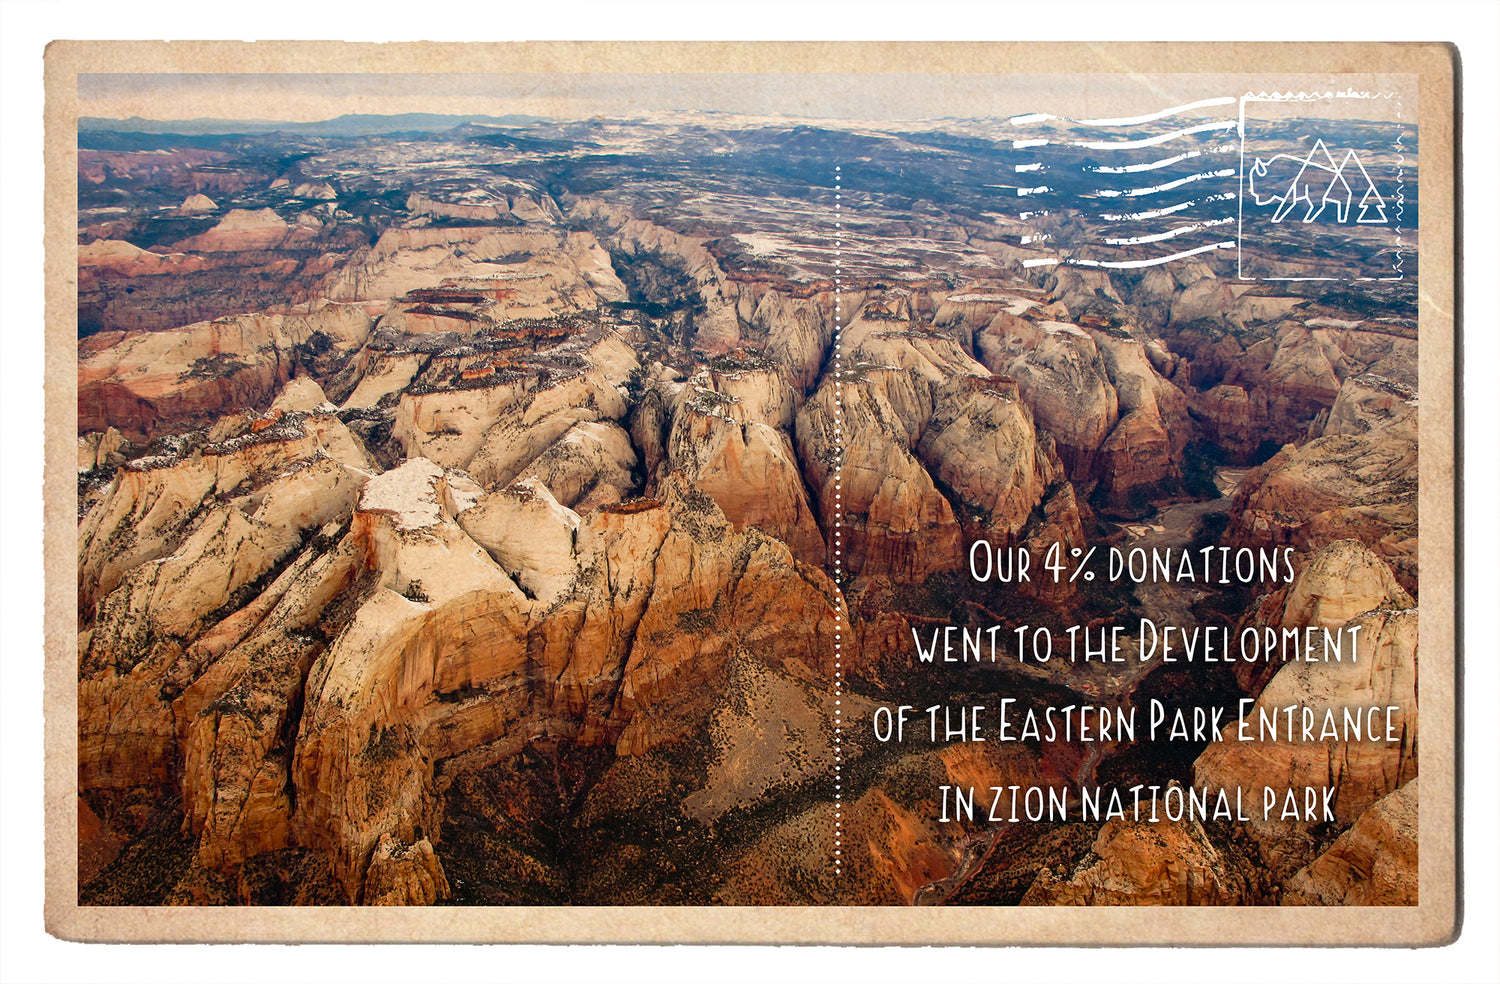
[{"x1": 4, "y1": 3, "x2": 1497, "y2": 982}]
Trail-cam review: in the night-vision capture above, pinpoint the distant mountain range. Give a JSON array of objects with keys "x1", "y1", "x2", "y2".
[{"x1": 78, "y1": 113, "x2": 550, "y2": 137}]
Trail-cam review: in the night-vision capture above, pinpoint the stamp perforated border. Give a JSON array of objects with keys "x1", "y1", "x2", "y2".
[{"x1": 1236, "y1": 88, "x2": 1408, "y2": 281}]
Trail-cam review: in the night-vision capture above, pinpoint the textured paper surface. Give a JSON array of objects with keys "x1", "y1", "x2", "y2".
[{"x1": 46, "y1": 39, "x2": 1457, "y2": 944}]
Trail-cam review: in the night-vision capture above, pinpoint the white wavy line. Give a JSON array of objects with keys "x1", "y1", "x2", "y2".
[
  {"x1": 1014, "y1": 138, "x2": 1048, "y2": 149},
  {"x1": 1010, "y1": 113, "x2": 1053, "y2": 125},
  {"x1": 1095, "y1": 168, "x2": 1235, "y2": 198},
  {"x1": 1091, "y1": 145, "x2": 1235, "y2": 173},
  {"x1": 1022, "y1": 258, "x2": 1059, "y2": 268},
  {"x1": 1018, "y1": 185, "x2": 1050, "y2": 197},
  {"x1": 1077, "y1": 96, "x2": 1237, "y2": 127},
  {"x1": 1079, "y1": 120, "x2": 1236, "y2": 151},
  {"x1": 1245, "y1": 89, "x2": 1400, "y2": 102},
  {"x1": 1103, "y1": 218, "x2": 1234, "y2": 245},
  {"x1": 1072, "y1": 241, "x2": 1236, "y2": 269},
  {"x1": 1103, "y1": 200, "x2": 1198, "y2": 221},
  {"x1": 1394, "y1": 111, "x2": 1405, "y2": 277},
  {"x1": 1015, "y1": 162, "x2": 1044, "y2": 172},
  {"x1": 1102, "y1": 192, "x2": 1235, "y2": 222}
]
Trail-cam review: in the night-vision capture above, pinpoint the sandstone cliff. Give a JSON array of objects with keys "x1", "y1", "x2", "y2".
[
  {"x1": 1281, "y1": 778, "x2": 1418, "y2": 905},
  {"x1": 1019, "y1": 802, "x2": 1255, "y2": 906},
  {"x1": 1194, "y1": 608, "x2": 1418, "y2": 885}
]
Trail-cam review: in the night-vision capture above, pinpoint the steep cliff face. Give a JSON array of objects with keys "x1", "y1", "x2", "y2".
[
  {"x1": 1281, "y1": 778, "x2": 1418, "y2": 906},
  {"x1": 1213, "y1": 325, "x2": 1419, "y2": 598},
  {"x1": 78, "y1": 307, "x2": 373, "y2": 439},
  {"x1": 77, "y1": 396, "x2": 372, "y2": 622},
  {"x1": 1194, "y1": 608, "x2": 1418, "y2": 885},
  {"x1": 740, "y1": 287, "x2": 845, "y2": 394},
  {"x1": 1230, "y1": 539, "x2": 1414, "y2": 695},
  {"x1": 1019, "y1": 804, "x2": 1256, "y2": 906},
  {"x1": 390, "y1": 329, "x2": 639, "y2": 489},
  {"x1": 801, "y1": 367, "x2": 957, "y2": 580},
  {"x1": 663, "y1": 363, "x2": 826, "y2": 566},
  {"x1": 406, "y1": 185, "x2": 562, "y2": 228},
  {"x1": 972, "y1": 307, "x2": 1193, "y2": 514},
  {"x1": 1089, "y1": 329, "x2": 1192, "y2": 512},
  {"x1": 793, "y1": 307, "x2": 1064, "y2": 582},
  {"x1": 1225, "y1": 433, "x2": 1418, "y2": 594},
  {"x1": 362, "y1": 835, "x2": 453, "y2": 905},
  {"x1": 286, "y1": 458, "x2": 533, "y2": 898},
  {"x1": 917, "y1": 375, "x2": 1064, "y2": 543},
  {"x1": 976, "y1": 313, "x2": 1118, "y2": 478},
  {"x1": 1012, "y1": 591, "x2": 1420, "y2": 908},
  {"x1": 78, "y1": 428, "x2": 372, "y2": 803},
  {"x1": 78, "y1": 433, "x2": 842, "y2": 900},
  {"x1": 1174, "y1": 317, "x2": 1416, "y2": 464}
]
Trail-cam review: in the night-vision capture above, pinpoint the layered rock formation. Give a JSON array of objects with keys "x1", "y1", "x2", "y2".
[
  {"x1": 1281, "y1": 778, "x2": 1419, "y2": 905},
  {"x1": 327, "y1": 227, "x2": 626, "y2": 315},
  {"x1": 1194, "y1": 607, "x2": 1418, "y2": 885},
  {"x1": 79, "y1": 423, "x2": 841, "y2": 900},
  {"x1": 78, "y1": 306, "x2": 373, "y2": 439},
  {"x1": 972, "y1": 304, "x2": 1195, "y2": 514},
  {"x1": 1174, "y1": 316, "x2": 1416, "y2": 464},
  {"x1": 662, "y1": 361, "x2": 825, "y2": 565},
  {"x1": 1019, "y1": 803, "x2": 1254, "y2": 906},
  {"x1": 1226, "y1": 428, "x2": 1418, "y2": 593},
  {"x1": 794, "y1": 308, "x2": 1066, "y2": 582},
  {"x1": 1230, "y1": 539, "x2": 1414, "y2": 695}
]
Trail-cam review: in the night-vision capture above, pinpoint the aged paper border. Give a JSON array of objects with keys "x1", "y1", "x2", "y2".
[{"x1": 43, "y1": 39, "x2": 1458, "y2": 945}]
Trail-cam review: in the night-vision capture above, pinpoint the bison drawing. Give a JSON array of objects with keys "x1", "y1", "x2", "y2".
[{"x1": 1247, "y1": 138, "x2": 1388, "y2": 225}]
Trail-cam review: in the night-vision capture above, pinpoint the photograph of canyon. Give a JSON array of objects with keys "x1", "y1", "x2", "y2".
[{"x1": 74, "y1": 69, "x2": 1425, "y2": 910}]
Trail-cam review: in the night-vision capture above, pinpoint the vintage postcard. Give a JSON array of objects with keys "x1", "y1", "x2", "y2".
[{"x1": 45, "y1": 40, "x2": 1457, "y2": 944}]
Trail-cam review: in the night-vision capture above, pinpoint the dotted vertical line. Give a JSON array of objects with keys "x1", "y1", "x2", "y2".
[{"x1": 832, "y1": 163, "x2": 844, "y2": 877}]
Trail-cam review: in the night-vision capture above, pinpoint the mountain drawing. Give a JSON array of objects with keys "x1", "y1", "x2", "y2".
[{"x1": 1247, "y1": 139, "x2": 1388, "y2": 224}]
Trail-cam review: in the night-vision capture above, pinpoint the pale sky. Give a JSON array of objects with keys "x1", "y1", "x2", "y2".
[{"x1": 78, "y1": 72, "x2": 1416, "y2": 124}]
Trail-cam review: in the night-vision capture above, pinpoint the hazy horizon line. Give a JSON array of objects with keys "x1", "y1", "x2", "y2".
[{"x1": 78, "y1": 72, "x2": 1416, "y2": 127}]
